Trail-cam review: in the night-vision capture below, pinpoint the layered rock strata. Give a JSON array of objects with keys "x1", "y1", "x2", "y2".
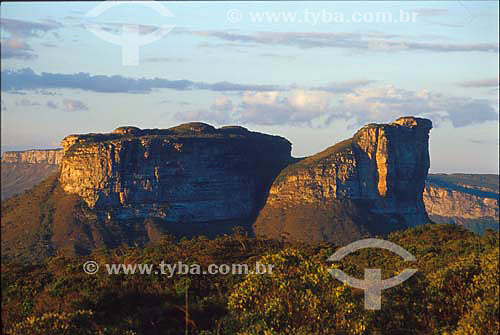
[
  {"x1": 423, "y1": 174, "x2": 499, "y2": 233},
  {"x1": 1, "y1": 149, "x2": 63, "y2": 165},
  {"x1": 59, "y1": 123, "x2": 292, "y2": 223},
  {"x1": 254, "y1": 117, "x2": 433, "y2": 243}
]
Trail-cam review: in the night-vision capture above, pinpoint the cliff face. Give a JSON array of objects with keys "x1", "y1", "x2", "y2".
[
  {"x1": 254, "y1": 117, "x2": 433, "y2": 244},
  {"x1": 1, "y1": 149, "x2": 62, "y2": 200},
  {"x1": 424, "y1": 186, "x2": 498, "y2": 219},
  {"x1": 59, "y1": 123, "x2": 292, "y2": 223},
  {"x1": 1, "y1": 149, "x2": 63, "y2": 165},
  {"x1": 423, "y1": 174, "x2": 499, "y2": 234}
]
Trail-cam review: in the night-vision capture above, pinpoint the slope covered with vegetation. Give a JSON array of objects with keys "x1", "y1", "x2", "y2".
[
  {"x1": 1, "y1": 174, "x2": 162, "y2": 263},
  {"x1": 1, "y1": 162, "x2": 59, "y2": 200},
  {"x1": 2, "y1": 224, "x2": 498, "y2": 335}
]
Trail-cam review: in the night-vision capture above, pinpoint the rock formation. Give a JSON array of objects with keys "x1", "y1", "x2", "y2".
[
  {"x1": 7, "y1": 118, "x2": 500, "y2": 261},
  {"x1": 58, "y1": 123, "x2": 292, "y2": 224},
  {"x1": 254, "y1": 117, "x2": 433, "y2": 244},
  {"x1": 1, "y1": 149, "x2": 63, "y2": 200},
  {"x1": 1, "y1": 149, "x2": 63, "y2": 165},
  {"x1": 423, "y1": 174, "x2": 499, "y2": 234}
]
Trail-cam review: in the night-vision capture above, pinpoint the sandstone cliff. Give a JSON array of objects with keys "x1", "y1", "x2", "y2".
[
  {"x1": 1, "y1": 149, "x2": 63, "y2": 165},
  {"x1": 254, "y1": 117, "x2": 433, "y2": 244},
  {"x1": 1, "y1": 149, "x2": 63, "y2": 200},
  {"x1": 423, "y1": 174, "x2": 499, "y2": 234},
  {"x1": 59, "y1": 123, "x2": 292, "y2": 224}
]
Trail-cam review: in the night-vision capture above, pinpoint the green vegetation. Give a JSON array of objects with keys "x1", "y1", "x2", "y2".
[
  {"x1": 275, "y1": 138, "x2": 354, "y2": 183},
  {"x1": 1, "y1": 174, "x2": 107, "y2": 263},
  {"x1": 1, "y1": 173, "x2": 164, "y2": 263},
  {"x1": 2, "y1": 224, "x2": 498, "y2": 334}
]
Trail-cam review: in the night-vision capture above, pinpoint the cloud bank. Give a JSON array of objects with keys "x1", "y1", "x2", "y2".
[
  {"x1": 176, "y1": 86, "x2": 498, "y2": 128},
  {"x1": 1, "y1": 68, "x2": 281, "y2": 93},
  {"x1": 2, "y1": 69, "x2": 496, "y2": 128}
]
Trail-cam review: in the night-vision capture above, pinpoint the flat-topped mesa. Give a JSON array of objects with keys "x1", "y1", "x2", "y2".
[
  {"x1": 391, "y1": 116, "x2": 433, "y2": 128},
  {"x1": 60, "y1": 123, "x2": 255, "y2": 154},
  {"x1": 59, "y1": 123, "x2": 292, "y2": 223},
  {"x1": 1, "y1": 149, "x2": 63, "y2": 165},
  {"x1": 254, "y1": 116, "x2": 433, "y2": 244}
]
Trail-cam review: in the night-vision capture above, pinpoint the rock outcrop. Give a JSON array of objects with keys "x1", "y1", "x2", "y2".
[
  {"x1": 1, "y1": 149, "x2": 62, "y2": 200},
  {"x1": 423, "y1": 174, "x2": 499, "y2": 234},
  {"x1": 59, "y1": 123, "x2": 292, "y2": 224},
  {"x1": 254, "y1": 117, "x2": 433, "y2": 244},
  {"x1": 1, "y1": 149, "x2": 63, "y2": 165}
]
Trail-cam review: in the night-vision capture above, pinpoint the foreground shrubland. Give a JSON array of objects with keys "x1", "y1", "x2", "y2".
[{"x1": 2, "y1": 224, "x2": 498, "y2": 335}]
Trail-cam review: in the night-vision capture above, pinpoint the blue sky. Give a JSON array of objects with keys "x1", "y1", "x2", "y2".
[{"x1": 1, "y1": 1, "x2": 499, "y2": 173}]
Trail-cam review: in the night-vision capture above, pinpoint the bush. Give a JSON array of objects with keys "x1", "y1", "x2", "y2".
[{"x1": 228, "y1": 248, "x2": 366, "y2": 334}]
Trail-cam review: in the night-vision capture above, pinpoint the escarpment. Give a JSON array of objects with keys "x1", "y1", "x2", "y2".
[
  {"x1": 423, "y1": 174, "x2": 499, "y2": 234},
  {"x1": 1, "y1": 149, "x2": 63, "y2": 200},
  {"x1": 3, "y1": 117, "x2": 440, "y2": 260},
  {"x1": 254, "y1": 117, "x2": 433, "y2": 244},
  {"x1": 1, "y1": 149, "x2": 63, "y2": 165},
  {"x1": 59, "y1": 123, "x2": 292, "y2": 224}
]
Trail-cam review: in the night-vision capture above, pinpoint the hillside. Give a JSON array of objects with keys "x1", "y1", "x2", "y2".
[
  {"x1": 1, "y1": 224, "x2": 498, "y2": 335},
  {"x1": 1, "y1": 173, "x2": 257, "y2": 263},
  {"x1": 1, "y1": 174, "x2": 102, "y2": 262},
  {"x1": 1, "y1": 162, "x2": 59, "y2": 200}
]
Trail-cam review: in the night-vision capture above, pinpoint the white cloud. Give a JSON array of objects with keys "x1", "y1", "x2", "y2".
[
  {"x1": 62, "y1": 99, "x2": 88, "y2": 112},
  {"x1": 333, "y1": 85, "x2": 498, "y2": 127},
  {"x1": 238, "y1": 89, "x2": 333, "y2": 125},
  {"x1": 173, "y1": 84, "x2": 498, "y2": 128},
  {"x1": 288, "y1": 89, "x2": 330, "y2": 111},
  {"x1": 241, "y1": 91, "x2": 281, "y2": 106},
  {"x1": 211, "y1": 96, "x2": 233, "y2": 112}
]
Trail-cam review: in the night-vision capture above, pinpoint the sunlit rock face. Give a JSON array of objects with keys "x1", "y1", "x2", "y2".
[
  {"x1": 423, "y1": 175, "x2": 499, "y2": 234},
  {"x1": 1, "y1": 149, "x2": 63, "y2": 165},
  {"x1": 59, "y1": 123, "x2": 292, "y2": 223},
  {"x1": 254, "y1": 117, "x2": 433, "y2": 244}
]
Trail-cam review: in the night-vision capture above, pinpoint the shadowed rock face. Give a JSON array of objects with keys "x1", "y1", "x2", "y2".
[
  {"x1": 2, "y1": 118, "x2": 438, "y2": 260},
  {"x1": 254, "y1": 117, "x2": 433, "y2": 244},
  {"x1": 59, "y1": 123, "x2": 292, "y2": 223}
]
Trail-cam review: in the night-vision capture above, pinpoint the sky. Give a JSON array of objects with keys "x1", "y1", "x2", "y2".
[{"x1": 1, "y1": 1, "x2": 499, "y2": 173}]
